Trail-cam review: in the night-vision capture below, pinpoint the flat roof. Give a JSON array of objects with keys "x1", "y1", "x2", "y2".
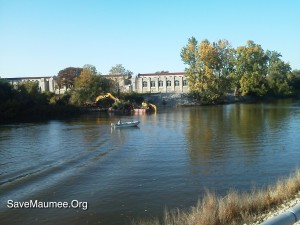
[{"x1": 137, "y1": 72, "x2": 186, "y2": 77}]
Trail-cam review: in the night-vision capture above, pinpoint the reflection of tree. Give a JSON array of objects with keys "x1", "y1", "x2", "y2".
[
  {"x1": 186, "y1": 106, "x2": 231, "y2": 165},
  {"x1": 186, "y1": 100, "x2": 292, "y2": 170}
]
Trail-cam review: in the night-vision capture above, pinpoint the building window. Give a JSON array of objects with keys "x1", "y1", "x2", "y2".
[
  {"x1": 142, "y1": 81, "x2": 147, "y2": 87},
  {"x1": 166, "y1": 80, "x2": 171, "y2": 87},
  {"x1": 183, "y1": 80, "x2": 187, "y2": 86},
  {"x1": 174, "y1": 80, "x2": 179, "y2": 86},
  {"x1": 150, "y1": 81, "x2": 155, "y2": 87},
  {"x1": 158, "y1": 80, "x2": 163, "y2": 87}
]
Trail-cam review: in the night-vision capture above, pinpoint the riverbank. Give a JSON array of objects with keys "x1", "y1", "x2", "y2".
[
  {"x1": 0, "y1": 104, "x2": 82, "y2": 124},
  {"x1": 141, "y1": 92, "x2": 287, "y2": 107},
  {"x1": 250, "y1": 192, "x2": 300, "y2": 224},
  {"x1": 132, "y1": 169, "x2": 300, "y2": 225}
]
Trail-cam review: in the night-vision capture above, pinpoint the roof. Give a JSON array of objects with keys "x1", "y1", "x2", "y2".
[
  {"x1": 103, "y1": 74, "x2": 132, "y2": 78},
  {"x1": 137, "y1": 72, "x2": 186, "y2": 77}
]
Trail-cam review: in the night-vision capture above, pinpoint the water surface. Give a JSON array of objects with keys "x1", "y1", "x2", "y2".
[{"x1": 1, "y1": 99, "x2": 300, "y2": 224}]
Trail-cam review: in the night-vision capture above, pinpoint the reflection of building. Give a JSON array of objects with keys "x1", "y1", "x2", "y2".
[
  {"x1": 6, "y1": 76, "x2": 56, "y2": 93},
  {"x1": 134, "y1": 72, "x2": 188, "y2": 93}
]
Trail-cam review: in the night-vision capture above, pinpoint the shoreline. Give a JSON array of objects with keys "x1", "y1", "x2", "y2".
[
  {"x1": 251, "y1": 192, "x2": 300, "y2": 224},
  {"x1": 132, "y1": 169, "x2": 300, "y2": 225}
]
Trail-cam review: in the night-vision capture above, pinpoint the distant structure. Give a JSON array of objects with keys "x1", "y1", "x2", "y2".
[
  {"x1": 5, "y1": 76, "x2": 56, "y2": 93},
  {"x1": 103, "y1": 74, "x2": 133, "y2": 93},
  {"x1": 4, "y1": 72, "x2": 189, "y2": 94},
  {"x1": 134, "y1": 72, "x2": 188, "y2": 93}
]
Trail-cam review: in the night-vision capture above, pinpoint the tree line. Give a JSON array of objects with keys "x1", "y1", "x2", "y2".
[
  {"x1": 0, "y1": 64, "x2": 133, "y2": 122},
  {"x1": 181, "y1": 38, "x2": 300, "y2": 103},
  {"x1": 56, "y1": 64, "x2": 132, "y2": 105}
]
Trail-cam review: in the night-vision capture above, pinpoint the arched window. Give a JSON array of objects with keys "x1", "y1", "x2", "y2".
[
  {"x1": 166, "y1": 80, "x2": 171, "y2": 87},
  {"x1": 150, "y1": 81, "x2": 155, "y2": 87},
  {"x1": 183, "y1": 80, "x2": 187, "y2": 86},
  {"x1": 174, "y1": 80, "x2": 179, "y2": 86},
  {"x1": 142, "y1": 81, "x2": 147, "y2": 87}
]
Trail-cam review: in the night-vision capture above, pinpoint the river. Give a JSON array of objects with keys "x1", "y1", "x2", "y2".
[{"x1": 0, "y1": 99, "x2": 300, "y2": 225}]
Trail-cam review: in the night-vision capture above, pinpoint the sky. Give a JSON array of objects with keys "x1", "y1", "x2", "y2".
[{"x1": 0, "y1": 0, "x2": 299, "y2": 78}]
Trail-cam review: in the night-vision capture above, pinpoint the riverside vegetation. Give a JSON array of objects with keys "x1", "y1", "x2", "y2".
[
  {"x1": 132, "y1": 169, "x2": 300, "y2": 225},
  {"x1": 2, "y1": 39, "x2": 300, "y2": 122}
]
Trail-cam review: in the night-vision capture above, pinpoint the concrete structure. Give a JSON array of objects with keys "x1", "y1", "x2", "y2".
[
  {"x1": 104, "y1": 74, "x2": 133, "y2": 93},
  {"x1": 4, "y1": 72, "x2": 189, "y2": 94},
  {"x1": 6, "y1": 76, "x2": 56, "y2": 93},
  {"x1": 135, "y1": 72, "x2": 188, "y2": 93}
]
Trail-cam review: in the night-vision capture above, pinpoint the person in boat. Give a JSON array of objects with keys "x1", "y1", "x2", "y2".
[{"x1": 117, "y1": 120, "x2": 121, "y2": 124}]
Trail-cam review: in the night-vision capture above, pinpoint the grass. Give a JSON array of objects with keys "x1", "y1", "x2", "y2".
[{"x1": 132, "y1": 169, "x2": 300, "y2": 225}]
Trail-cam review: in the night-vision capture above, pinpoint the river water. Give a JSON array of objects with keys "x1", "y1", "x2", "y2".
[{"x1": 1, "y1": 99, "x2": 300, "y2": 225}]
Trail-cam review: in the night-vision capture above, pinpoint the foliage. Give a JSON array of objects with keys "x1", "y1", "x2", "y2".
[
  {"x1": 155, "y1": 70, "x2": 169, "y2": 74},
  {"x1": 289, "y1": 70, "x2": 300, "y2": 91},
  {"x1": 57, "y1": 67, "x2": 82, "y2": 92},
  {"x1": 83, "y1": 64, "x2": 98, "y2": 76},
  {"x1": 122, "y1": 92, "x2": 145, "y2": 105},
  {"x1": 235, "y1": 40, "x2": 269, "y2": 97},
  {"x1": 0, "y1": 79, "x2": 80, "y2": 122},
  {"x1": 181, "y1": 38, "x2": 234, "y2": 103},
  {"x1": 70, "y1": 65, "x2": 113, "y2": 105},
  {"x1": 109, "y1": 64, "x2": 133, "y2": 76},
  {"x1": 181, "y1": 37, "x2": 297, "y2": 101},
  {"x1": 0, "y1": 79, "x2": 14, "y2": 101},
  {"x1": 266, "y1": 51, "x2": 292, "y2": 96}
]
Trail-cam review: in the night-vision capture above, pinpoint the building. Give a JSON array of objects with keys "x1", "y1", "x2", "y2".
[
  {"x1": 5, "y1": 76, "x2": 56, "y2": 93},
  {"x1": 135, "y1": 72, "x2": 188, "y2": 93},
  {"x1": 4, "y1": 72, "x2": 189, "y2": 94},
  {"x1": 104, "y1": 74, "x2": 133, "y2": 93}
]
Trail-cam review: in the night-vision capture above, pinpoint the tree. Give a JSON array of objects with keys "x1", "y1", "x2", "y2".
[
  {"x1": 181, "y1": 37, "x2": 234, "y2": 103},
  {"x1": 155, "y1": 70, "x2": 169, "y2": 74},
  {"x1": 0, "y1": 79, "x2": 14, "y2": 102},
  {"x1": 57, "y1": 67, "x2": 82, "y2": 92},
  {"x1": 109, "y1": 64, "x2": 133, "y2": 76},
  {"x1": 266, "y1": 51, "x2": 292, "y2": 96},
  {"x1": 289, "y1": 70, "x2": 300, "y2": 91},
  {"x1": 235, "y1": 40, "x2": 269, "y2": 97},
  {"x1": 17, "y1": 80, "x2": 39, "y2": 95},
  {"x1": 70, "y1": 65, "x2": 112, "y2": 105},
  {"x1": 83, "y1": 64, "x2": 98, "y2": 76}
]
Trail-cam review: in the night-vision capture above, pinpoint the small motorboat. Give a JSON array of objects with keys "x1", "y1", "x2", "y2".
[{"x1": 111, "y1": 120, "x2": 140, "y2": 128}]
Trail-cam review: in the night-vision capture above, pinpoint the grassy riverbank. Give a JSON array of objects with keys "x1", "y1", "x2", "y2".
[{"x1": 132, "y1": 169, "x2": 300, "y2": 225}]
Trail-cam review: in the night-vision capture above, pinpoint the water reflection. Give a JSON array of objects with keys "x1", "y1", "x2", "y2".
[{"x1": 1, "y1": 99, "x2": 300, "y2": 225}]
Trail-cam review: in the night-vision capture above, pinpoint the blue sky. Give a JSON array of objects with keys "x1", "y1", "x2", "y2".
[{"x1": 0, "y1": 0, "x2": 299, "y2": 78}]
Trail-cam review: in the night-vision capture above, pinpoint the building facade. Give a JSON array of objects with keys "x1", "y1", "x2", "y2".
[
  {"x1": 135, "y1": 72, "x2": 188, "y2": 93},
  {"x1": 4, "y1": 72, "x2": 189, "y2": 94},
  {"x1": 6, "y1": 76, "x2": 56, "y2": 93}
]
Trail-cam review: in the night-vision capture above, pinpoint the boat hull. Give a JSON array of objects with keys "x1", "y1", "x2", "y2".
[{"x1": 111, "y1": 121, "x2": 140, "y2": 128}]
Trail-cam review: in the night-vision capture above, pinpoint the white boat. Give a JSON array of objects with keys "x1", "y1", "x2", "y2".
[{"x1": 111, "y1": 120, "x2": 140, "y2": 128}]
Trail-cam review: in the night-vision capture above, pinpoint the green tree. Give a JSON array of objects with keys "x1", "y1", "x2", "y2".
[
  {"x1": 57, "y1": 67, "x2": 82, "y2": 92},
  {"x1": 0, "y1": 79, "x2": 14, "y2": 102},
  {"x1": 71, "y1": 65, "x2": 112, "y2": 105},
  {"x1": 235, "y1": 40, "x2": 269, "y2": 97},
  {"x1": 181, "y1": 37, "x2": 234, "y2": 103},
  {"x1": 266, "y1": 51, "x2": 292, "y2": 96},
  {"x1": 83, "y1": 64, "x2": 98, "y2": 76},
  {"x1": 17, "y1": 80, "x2": 39, "y2": 95},
  {"x1": 109, "y1": 64, "x2": 132, "y2": 76}
]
